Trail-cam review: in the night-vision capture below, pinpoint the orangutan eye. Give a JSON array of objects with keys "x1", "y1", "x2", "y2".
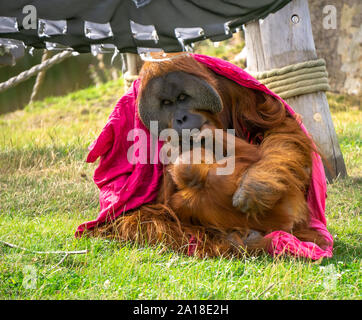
[
  {"x1": 177, "y1": 94, "x2": 187, "y2": 101},
  {"x1": 162, "y1": 99, "x2": 172, "y2": 106}
]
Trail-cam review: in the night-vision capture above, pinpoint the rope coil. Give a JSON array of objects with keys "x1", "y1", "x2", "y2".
[{"x1": 250, "y1": 59, "x2": 330, "y2": 99}]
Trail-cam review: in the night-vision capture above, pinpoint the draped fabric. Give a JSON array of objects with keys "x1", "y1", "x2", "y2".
[{"x1": 76, "y1": 54, "x2": 333, "y2": 260}]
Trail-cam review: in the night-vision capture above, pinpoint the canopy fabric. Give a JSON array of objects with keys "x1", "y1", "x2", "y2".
[{"x1": 0, "y1": 0, "x2": 292, "y2": 53}]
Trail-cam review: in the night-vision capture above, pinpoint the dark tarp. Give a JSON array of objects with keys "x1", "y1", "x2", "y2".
[{"x1": 0, "y1": 0, "x2": 292, "y2": 53}]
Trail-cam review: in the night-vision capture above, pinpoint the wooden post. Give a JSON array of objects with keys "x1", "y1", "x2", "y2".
[
  {"x1": 126, "y1": 53, "x2": 139, "y2": 76},
  {"x1": 124, "y1": 53, "x2": 143, "y2": 90},
  {"x1": 29, "y1": 49, "x2": 50, "y2": 103},
  {"x1": 244, "y1": 0, "x2": 347, "y2": 181}
]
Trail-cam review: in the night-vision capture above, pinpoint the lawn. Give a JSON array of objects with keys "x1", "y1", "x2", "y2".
[{"x1": 0, "y1": 78, "x2": 360, "y2": 300}]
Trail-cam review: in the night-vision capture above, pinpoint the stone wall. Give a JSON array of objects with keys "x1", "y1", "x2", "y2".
[{"x1": 308, "y1": 0, "x2": 361, "y2": 95}]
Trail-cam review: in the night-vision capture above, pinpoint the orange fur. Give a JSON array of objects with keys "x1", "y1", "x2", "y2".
[
  {"x1": 88, "y1": 54, "x2": 327, "y2": 258},
  {"x1": 162, "y1": 125, "x2": 326, "y2": 248}
]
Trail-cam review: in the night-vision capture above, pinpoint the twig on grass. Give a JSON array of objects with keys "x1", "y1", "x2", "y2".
[
  {"x1": 47, "y1": 254, "x2": 70, "y2": 272},
  {"x1": 0, "y1": 239, "x2": 88, "y2": 255},
  {"x1": 256, "y1": 283, "x2": 276, "y2": 299}
]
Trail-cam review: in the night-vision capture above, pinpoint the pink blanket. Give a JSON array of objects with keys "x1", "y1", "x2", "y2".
[{"x1": 76, "y1": 54, "x2": 333, "y2": 260}]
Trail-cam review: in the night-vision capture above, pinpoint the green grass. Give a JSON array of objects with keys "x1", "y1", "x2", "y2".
[{"x1": 0, "y1": 78, "x2": 361, "y2": 300}]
